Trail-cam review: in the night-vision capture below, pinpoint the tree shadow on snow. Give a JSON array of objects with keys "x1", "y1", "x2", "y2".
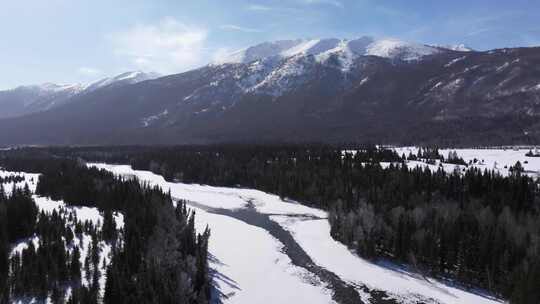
[
  {"x1": 208, "y1": 253, "x2": 241, "y2": 304},
  {"x1": 374, "y1": 259, "x2": 502, "y2": 302}
]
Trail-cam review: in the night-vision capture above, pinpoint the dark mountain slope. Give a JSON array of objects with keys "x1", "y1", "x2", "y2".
[
  {"x1": 0, "y1": 71, "x2": 158, "y2": 119},
  {"x1": 0, "y1": 41, "x2": 539, "y2": 146}
]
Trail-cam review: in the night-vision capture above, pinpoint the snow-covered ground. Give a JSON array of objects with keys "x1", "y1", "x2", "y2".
[
  {"x1": 0, "y1": 169, "x2": 39, "y2": 194},
  {"x1": 194, "y1": 207, "x2": 334, "y2": 304},
  {"x1": 91, "y1": 163, "x2": 504, "y2": 304},
  {"x1": 90, "y1": 164, "x2": 334, "y2": 304},
  {"x1": 2, "y1": 169, "x2": 123, "y2": 301},
  {"x1": 394, "y1": 147, "x2": 540, "y2": 178},
  {"x1": 28, "y1": 195, "x2": 123, "y2": 293},
  {"x1": 272, "y1": 216, "x2": 500, "y2": 304}
]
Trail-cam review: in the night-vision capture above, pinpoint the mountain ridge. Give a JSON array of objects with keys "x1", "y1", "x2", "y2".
[
  {"x1": 213, "y1": 36, "x2": 453, "y2": 66},
  {"x1": 0, "y1": 38, "x2": 539, "y2": 146},
  {"x1": 0, "y1": 71, "x2": 160, "y2": 119}
]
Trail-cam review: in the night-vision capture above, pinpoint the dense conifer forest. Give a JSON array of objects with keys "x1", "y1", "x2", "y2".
[
  {"x1": 1, "y1": 185, "x2": 37, "y2": 303},
  {"x1": 0, "y1": 158, "x2": 211, "y2": 303},
  {"x1": 1, "y1": 146, "x2": 539, "y2": 303}
]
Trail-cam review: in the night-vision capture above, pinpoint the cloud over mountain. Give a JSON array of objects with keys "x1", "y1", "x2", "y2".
[{"x1": 109, "y1": 17, "x2": 208, "y2": 74}]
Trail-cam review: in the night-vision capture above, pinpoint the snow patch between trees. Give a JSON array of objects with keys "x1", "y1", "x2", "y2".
[{"x1": 2, "y1": 169, "x2": 124, "y2": 302}]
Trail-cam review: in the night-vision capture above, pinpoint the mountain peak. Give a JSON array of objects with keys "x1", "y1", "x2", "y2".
[
  {"x1": 37, "y1": 83, "x2": 84, "y2": 93},
  {"x1": 12, "y1": 82, "x2": 82, "y2": 94},
  {"x1": 213, "y1": 37, "x2": 441, "y2": 65},
  {"x1": 112, "y1": 71, "x2": 161, "y2": 82},
  {"x1": 0, "y1": 71, "x2": 162, "y2": 119},
  {"x1": 83, "y1": 71, "x2": 160, "y2": 91}
]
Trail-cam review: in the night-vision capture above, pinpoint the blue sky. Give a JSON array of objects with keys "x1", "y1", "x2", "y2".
[{"x1": 1, "y1": 0, "x2": 539, "y2": 89}]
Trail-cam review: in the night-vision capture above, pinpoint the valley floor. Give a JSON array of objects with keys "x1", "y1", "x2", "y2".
[{"x1": 90, "y1": 163, "x2": 505, "y2": 304}]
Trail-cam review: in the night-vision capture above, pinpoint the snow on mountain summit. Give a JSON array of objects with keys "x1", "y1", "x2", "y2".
[
  {"x1": 9, "y1": 71, "x2": 160, "y2": 95},
  {"x1": 7, "y1": 83, "x2": 85, "y2": 109},
  {"x1": 214, "y1": 37, "x2": 441, "y2": 66},
  {"x1": 365, "y1": 38, "x2": 440, "y2": 61},
  {"x1": 214, "y1": 40, "x2": 299, "y2": 64},
  {"x1": 113, "y1": 71, "x2": 161, "y2": 82},
  {"x1": 0, "y1": 71, "x2": 161, "y2": 119},
  {"x1": 34, "y1": 83, "x2": 84, "y2": 93},
  {"x1": 205, "y1": 37, "x2": 442, "y2": 97},
  {"x1": 83, "y1": 71, "x2": 160, "y2": 91}
]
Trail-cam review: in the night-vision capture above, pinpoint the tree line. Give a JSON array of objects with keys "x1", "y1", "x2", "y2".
[{"x1": 1, "y1": 184, "x2": 37, "y2": 303}]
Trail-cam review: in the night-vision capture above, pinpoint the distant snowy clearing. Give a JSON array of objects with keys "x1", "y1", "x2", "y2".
[{"x1": 393, "y1": 147, "x2": 540, "y2": 178}]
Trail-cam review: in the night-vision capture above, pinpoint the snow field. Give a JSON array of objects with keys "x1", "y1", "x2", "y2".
[
  {"x1": 394, "y1": 147, "x2": 540, "y2": 178},
  {"x1": 192, "y1": 206, "x2": 334, "y2": 304}
]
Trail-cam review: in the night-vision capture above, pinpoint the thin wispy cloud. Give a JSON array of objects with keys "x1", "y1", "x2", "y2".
[
  {"x1": 303, "y1": 0, "x2": 344, "y2": 8},
  {"x1": 108, "y1": 17, "x2": 208, "y2": 74},
  {"x1": 1, "y1": 0, "x2": 539, "y2": 88},
  {"x1": 448, "y1": 10, "x2": 527, "y2": 37},
  {"x1": 244, "y1": 4, "x2": 301, "y2": 16},
  {"x1": 220, "y1": 24, "x2": 262, "y2": 33},
  {"x1": 246, "y1": 4, "x2": 273, "y2": 11},
  {"x1": 466, "y1": 28, "x2": 494, "y2": 37},
  {"x1": 77, "y1": 67, "x2": 102, "y2": 77},
  {"x1": 211, "y1": 47, "x2": 235, "y2": 63}
]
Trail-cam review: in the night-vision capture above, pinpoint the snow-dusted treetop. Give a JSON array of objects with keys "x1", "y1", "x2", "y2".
[{"x1": 214, "y1": 36, "x2": 452, "y2": 65}]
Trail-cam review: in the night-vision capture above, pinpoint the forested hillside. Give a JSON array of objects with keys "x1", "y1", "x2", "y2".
[{"x1": 0, "y1": 158, "x2": 211, "y2": 303}]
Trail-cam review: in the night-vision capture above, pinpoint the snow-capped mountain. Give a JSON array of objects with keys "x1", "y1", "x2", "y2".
[
  {"x1": 30, "y1": 83, "x2": 85, "y2": 95},
  {"x1": 0, "y1": 71, "x2": 159, "y2": 119},
  {"x1": 0, "y1": 83, "x2": 84, "y2": 119},
  {"x1": 206, "y1": 37, "x2": 463, "y2": 98},
  {"x1": 0, "y1": 38, "x2": 539, "y2": 146},
  {"x1": 215, "y1": 36, "x2": 442, "y2": 66},
  {"x1": 83, "y1": 71, "x2": 161, "y2": 92}
]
